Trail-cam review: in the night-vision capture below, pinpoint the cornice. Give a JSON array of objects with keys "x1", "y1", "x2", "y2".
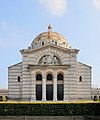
[
  {"x1": 20, "y1": 44, "x2": 79, "y2": 55},
  {"x1": 28, "y1": 64, "x2": 70, "y2": 71}
]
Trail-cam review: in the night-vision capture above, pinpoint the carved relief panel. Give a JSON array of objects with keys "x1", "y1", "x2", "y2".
[{"x1": 38, "y1": 54, "x2": 61, "y2": 65}]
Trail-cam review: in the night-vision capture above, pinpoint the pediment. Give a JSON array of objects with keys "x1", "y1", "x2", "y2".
[
  {"x1": 20, "y1": 44, "x2": 79, "y2": 65},
  {"x1": 20, "y1": 44, "x2": 79, "y2": 55}
]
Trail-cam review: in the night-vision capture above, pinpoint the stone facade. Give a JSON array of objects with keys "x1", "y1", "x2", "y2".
[
  {"x1": 92, "y1": 88, "x2": 100, "y2": 100},
  {"x1": 8, "y1": 25, "x2": 92, "y2": 101}
]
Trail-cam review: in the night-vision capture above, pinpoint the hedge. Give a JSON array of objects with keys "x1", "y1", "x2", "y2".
[{"x1": 0, "y1": 102, "x2": 100, "y2": 116}]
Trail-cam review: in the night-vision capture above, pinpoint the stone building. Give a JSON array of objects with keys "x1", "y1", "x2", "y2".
[
  {"x1": 8, "y1": 25, "x2": 92, "y2": 101},
  {"x1": 0, "y1": 89, "x2": 8, "y2": 101},
  {"x1": 91, "y1": 88, "x2": 100, "y2": 100},
  {"x1": 0, "y1": 89, "x2": 8, "y2": 96}
]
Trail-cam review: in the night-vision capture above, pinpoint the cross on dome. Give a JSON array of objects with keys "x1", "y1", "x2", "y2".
[{"x1": 48, "y1": 24, "x2": 52, "y2": 33}]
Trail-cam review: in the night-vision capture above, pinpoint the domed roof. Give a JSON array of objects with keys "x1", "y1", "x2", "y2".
[{"x1": 31, "y1": 25, "x2": 71, "y2": 49}]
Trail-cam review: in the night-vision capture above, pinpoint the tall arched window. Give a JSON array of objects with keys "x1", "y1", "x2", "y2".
[
  {"x1": 47, "y1": 74, "x2": 53, "y2": 81},
  {"x1": 55, "y1": 41, "x2": 57, "y2": 45},
  {"x1": 36, "y1": 74, "x2": 42, "y2": 81},
  {"x1": 57, "y1": 74, "x2": 63, "y2": 80},
  {"x1": 0, "y1": 96, "x2": 2, "y2": 101},
  {"x1": 79, "y1": 76, "x2": 82, "y2": 82},
  {"x1": 57, "y1": 73, "x2": 64, "y2": 100},
  {"x1": 36, "y1": 73, "x2": 42, "y2": 100},
  {"x1": 18, "y1": 76, "x2": 20, "y2": 82},
  {"x1": 42, "y1": 41, "x2": 44, "y2": 45}
]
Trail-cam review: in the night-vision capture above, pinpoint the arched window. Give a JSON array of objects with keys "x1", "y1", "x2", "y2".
[
  {"x1": 57, "y1": 74, "x2": 63, "y2": 80},
  {"x1": 79, "y1": 76, "x2": 82, "y2": 82},
  {"x1": 0, "y1": 96, "x2": 2, "y2": 101},
  {"x1": 36, "y1": 74, "x2": 42, "y2": 81},
  {"x1": 99, "y1": 96, "x2": 100, "y2": 101},
  {"x1": 55, "y1": 41, "x2": 57, "y2": 45},
  {"x1": 93, "y1": 96, "x2": 98, "y2": 101},
  {"x1": 47, "y1": 74, "x2": 53, "y2": 81},
  {"x1": 42, "y1": 41, "x2": 44, "y2": 45},
  {"x1": 18, "y1": 76, "x2": 20, "y2": 82}
]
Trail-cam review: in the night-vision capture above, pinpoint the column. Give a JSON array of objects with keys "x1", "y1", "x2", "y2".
[
  {"x1": 53, "y1": 72, "x2": 57, "y2": 101},
  {"x1": 30, "y1": 71, "x2": 36, "y2": 101},
  {"x1": 42, "y1": 72, "x2": 46, "y2": 101}
]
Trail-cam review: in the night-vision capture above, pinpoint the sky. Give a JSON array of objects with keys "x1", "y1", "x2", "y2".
[{"x1": 0, "y1": 0, "x2": 100, "y2": 89}]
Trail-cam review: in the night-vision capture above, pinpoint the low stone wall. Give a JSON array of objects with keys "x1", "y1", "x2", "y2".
[{"x1": 0, "y1": 116, "x2": 100, "y2": 120}]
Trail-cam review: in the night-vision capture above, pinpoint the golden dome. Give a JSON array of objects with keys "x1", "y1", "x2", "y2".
[{"x1": 31, "y1": 25, "x2": 70, "y2": 49}]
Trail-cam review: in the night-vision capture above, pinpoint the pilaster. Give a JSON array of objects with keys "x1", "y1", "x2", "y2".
[{"x1": 30, "y1": 71, "x2": 36, "y2": 101}]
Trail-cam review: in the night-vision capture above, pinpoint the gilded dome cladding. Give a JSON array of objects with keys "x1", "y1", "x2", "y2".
[{"x1": 31, "y1": 25, "x2": 71, "y2": 49}]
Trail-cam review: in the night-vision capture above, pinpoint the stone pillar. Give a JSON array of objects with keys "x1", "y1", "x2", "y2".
[
  {"x1": 30, "y1": 71, "x2": 36, "y2": 101},
  {"x1": 42, "y1": 72, "x2": 46, "y2": 101},
  {"x1": 53, "y1": 72, "x2": 57, "y2": 101}
]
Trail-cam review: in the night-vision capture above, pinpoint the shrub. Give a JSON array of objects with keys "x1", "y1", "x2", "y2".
[{"x1": 0, "y1": 102, "x2": 99, "y2": 116}]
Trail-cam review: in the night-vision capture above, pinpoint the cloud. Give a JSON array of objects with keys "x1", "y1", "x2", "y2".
[
  {"x1": 39, "y1": 0, "x2": 67, "y2": 17},
  {"x1": 93, "y1": 0, "x2": 100, "y2": 10}
]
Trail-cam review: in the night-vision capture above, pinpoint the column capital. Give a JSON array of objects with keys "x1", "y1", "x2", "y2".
[{"x1": 53, "y1": 72, "x2": 57, "y2": 79}]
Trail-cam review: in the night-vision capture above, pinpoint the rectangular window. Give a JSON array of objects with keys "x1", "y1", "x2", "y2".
[
  {"x1": 36, "y1": 84, "x2": 42, "y2": 100},
  {"x1": 57, "y1": 84, "x2": 64, "y2": 100},
  {"x1": 46, "y1": 85, "x2": 53, "y2": 100}
]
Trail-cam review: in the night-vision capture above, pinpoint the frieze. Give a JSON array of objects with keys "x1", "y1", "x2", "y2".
[{"x1": 28, "y1": 64, "x2": 70, "y2": 71}]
